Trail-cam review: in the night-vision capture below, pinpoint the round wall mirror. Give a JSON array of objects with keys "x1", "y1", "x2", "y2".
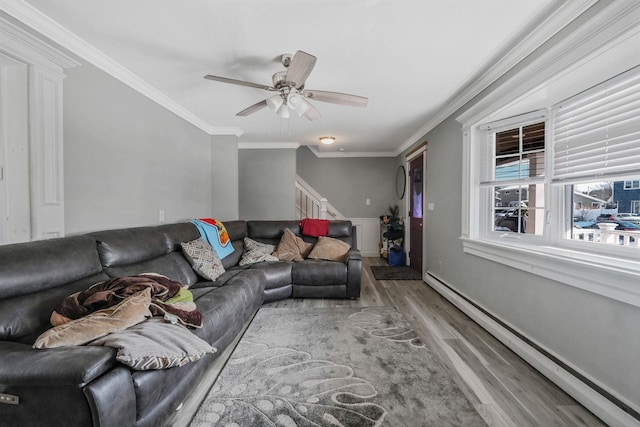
[{"x1": 395, "y1": 165, "x2": 406, "y2": 199}]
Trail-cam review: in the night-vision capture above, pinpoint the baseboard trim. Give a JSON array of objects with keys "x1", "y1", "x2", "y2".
[{"x1": 424, "y1": 272, "x2": 640, "y2": 427}]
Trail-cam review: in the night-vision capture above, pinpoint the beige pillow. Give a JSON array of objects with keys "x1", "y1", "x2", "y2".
[
  {"x1": 307, "y1": 236, "x2": 351, "y2": 262},
  {"x1": 273, "y1": 228, "x2": 314, "y2": 262},
  {"x1": 34, "y1": 288, "x2": 152, "y2": 349}
]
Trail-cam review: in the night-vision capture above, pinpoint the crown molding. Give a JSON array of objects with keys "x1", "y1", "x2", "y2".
[
  {"x1": 211, "y1": 127, "x2": 243, "y2": 137},
  {"x1": 0, "y1": 0, "x2": 236, "y2": 137},
  {"x1": 456, "y1": 0, "x2": 640, "y2": 127},
  {"x1": 0, "y1": 12, "x2": 79, "y2": 72},
  {"x1": 307, "y1": 145, "x2": 397, "y2": 158},
  {"x1": 395, "y1": 0, "x2": 598, "y2": 155},
  {"x1": 238, "y1": 142, "x2": 300, "y2": 150}
]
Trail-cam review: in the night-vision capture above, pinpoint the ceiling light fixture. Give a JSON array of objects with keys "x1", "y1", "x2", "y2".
[{"x1": 319, "y1": 136, "x2": 336, "y2": 145}]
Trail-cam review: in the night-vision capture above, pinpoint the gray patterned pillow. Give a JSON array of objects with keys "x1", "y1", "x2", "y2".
[
  {"x1": 239, "y1": 237, "x2": 278, "y2": 266},
  {"x1": 90, "y1": 319, "x2": 216, "y2": 370},
  {"x1": 181, "y1": 238, "x2": 225, "y2": 281}
]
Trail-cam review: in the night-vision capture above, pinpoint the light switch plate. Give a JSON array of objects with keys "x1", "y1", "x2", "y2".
[{"x1": 427, "y1": 202, "x2": 435, "y2": 211}]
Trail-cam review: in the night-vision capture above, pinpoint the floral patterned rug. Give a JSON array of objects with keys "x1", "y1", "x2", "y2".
[{"x1": 189, "y1": 307, "x2": 486, "y2": 427}]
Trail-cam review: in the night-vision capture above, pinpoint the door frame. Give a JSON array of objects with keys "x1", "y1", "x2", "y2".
[{"x1": 404, "y1": 143, "x2": 427, "y2": 273}]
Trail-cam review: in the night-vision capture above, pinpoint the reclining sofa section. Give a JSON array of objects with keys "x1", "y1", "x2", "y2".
[{"x1": 0, "y1": 219, "x2": 361, "y2": 427}]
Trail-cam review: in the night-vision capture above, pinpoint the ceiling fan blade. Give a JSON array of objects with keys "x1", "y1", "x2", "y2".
[
  {"x1": 285, "y1": 51, "x2": 317, "y2": 88},
  {"x1": 204, "y1": 75, "x2": 273, "y2": 91},
  {"x1": 304, "y1": 90, "x2": 368, "y2": 108},
  {"x1": 303, "y1": 102, "x2": 321, "y2": 121},
  {"x1": 237, "y1": 99, "x2": 268, "y2": 116}
]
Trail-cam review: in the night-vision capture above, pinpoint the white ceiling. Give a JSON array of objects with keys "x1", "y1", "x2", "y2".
[{"x1": 18, "y1": 0, "x2": 558, "y2": 155}]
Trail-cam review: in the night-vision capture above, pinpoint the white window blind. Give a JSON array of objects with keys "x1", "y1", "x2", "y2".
[{"x1": 552, "y1": 65, "x2": 640, "y2": 182}]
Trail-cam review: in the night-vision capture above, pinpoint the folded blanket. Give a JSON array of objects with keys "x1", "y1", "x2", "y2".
[
  {"x1": 300, "y1": 218, "x2": 329, "y2": 237},
  {"x1": 191, "y1": 218, "x2": 234, "y2": 259},
  {"x1": 52, "y1": 273, "x2": 203, "y2": 328}
]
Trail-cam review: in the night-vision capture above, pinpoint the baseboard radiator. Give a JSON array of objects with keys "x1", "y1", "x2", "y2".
[{"x1": 424, "y1": 272, "x2": 640, "y2": 427}]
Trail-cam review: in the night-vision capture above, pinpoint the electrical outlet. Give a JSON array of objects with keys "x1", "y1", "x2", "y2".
[
  {"x1": 438, "y1": 260, "x2": 443, "y2": 271},
  {"x1": 159, "y1": 210, "x2": 165, "y2": 222}
]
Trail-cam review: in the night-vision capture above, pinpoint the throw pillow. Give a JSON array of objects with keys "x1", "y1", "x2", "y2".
[
  {"x1": 307, "y1": 236, "x2": 351, "y2": 262},
  {"x1": 181, "y1": 238, "x2": 225, "y2": 281},
  {"x1": 239, "y1": 237, "x2": 278, "y2": 266},
  {"x1": 273, "y1": 228, "x2": 314, "y2": 262},
  {"x1": 34, "y1": 288, "x2": 152, "y2": 349},
  {"x1": 89, "y1": 319, "x2": 216, "y2": 370}
]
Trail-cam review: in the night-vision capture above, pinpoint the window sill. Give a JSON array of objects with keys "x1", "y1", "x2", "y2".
[{"x1": 461, "y1": 236, "x2": 640, "y2": 308}]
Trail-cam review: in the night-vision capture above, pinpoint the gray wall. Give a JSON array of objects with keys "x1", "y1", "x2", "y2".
[
  {"x1": 239, "y1": 148, "x2": 296, "y2": 220},
  {"x1": 296, "y1": 146, "x2": 401, "y2": 218},
  {"x1": 64, "y1": 62, "x2": 214, "y2": 234},
  {"x1": 211, "y1": 135, "x2": 239, "y2": 221},
  {"x1": 414, "y1": 114, "x2": 640, "y2": 413}
]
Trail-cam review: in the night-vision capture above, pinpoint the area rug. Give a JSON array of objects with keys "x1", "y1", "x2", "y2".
[
  {"x1": 190, "y1": 307, "x2": 486, "y2": 427},
  {"x1": 370, "y1": 265, "x2": 422, "y2": 280}
]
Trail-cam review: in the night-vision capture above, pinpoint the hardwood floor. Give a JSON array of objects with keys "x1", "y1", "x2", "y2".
[{"x1": 265, "y1": 257, "x2": 606, "y2": 427}]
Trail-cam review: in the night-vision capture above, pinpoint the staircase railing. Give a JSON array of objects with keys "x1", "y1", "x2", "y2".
[{"x1": 295, "y1": 176, "x2": 344, "y2": 220}]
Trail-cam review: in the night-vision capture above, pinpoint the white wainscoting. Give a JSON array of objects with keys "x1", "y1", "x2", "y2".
[{"x1": 348, "y1": 218, "x2": 380, "y2": 257}]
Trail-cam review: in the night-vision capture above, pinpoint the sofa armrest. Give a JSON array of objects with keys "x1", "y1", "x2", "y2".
[
  {"x1": 0, "y1": 341, "x2": 116, "y2": 386},
  {"x1": 344, "y1": 248, "x2": 362, "y2": 263},
  {"x1": 345, "y1": 248, "x2": 362, "y2": 298}
]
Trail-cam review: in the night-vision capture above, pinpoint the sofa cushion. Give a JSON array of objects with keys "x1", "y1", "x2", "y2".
[
  {"x1": 248, "y1": 261, "x2": 293, "y2": 290},
  {"x1": 292, "y1": 260, "x2": 348, "y2": 286},
  {"x1": 90, "y1": 227, "x2": 167, "y2": 268},
  {"x1": 239, "y1": 238, "x2": 278, "y2": 266},
  {"x1": 307, "y1": 236, "x2": 351, "y2": 262},
  {"x1": 158, "y1": 222, "x2": 200, "y2": 252},
  {"x1": 273, "y1": 228, "x2": 314, "y2": 262},
  {"x1": 0, "y1": 235, "x2": 102, "y2": 299},
  {"x1": 181, "y1": 238, "x2": 225, "y2": 281}
]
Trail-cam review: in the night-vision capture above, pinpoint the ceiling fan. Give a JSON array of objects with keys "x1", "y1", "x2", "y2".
[{"x1": 204, "y1": 50, "x2": 368, "y2": 121}]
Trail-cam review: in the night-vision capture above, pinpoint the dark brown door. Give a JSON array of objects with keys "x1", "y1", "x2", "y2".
[{"x1": 409, "y1": 154, "x2": 424, "y2": 274}]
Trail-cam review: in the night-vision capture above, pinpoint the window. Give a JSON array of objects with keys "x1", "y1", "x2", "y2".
[
  {"x1": 462, "y1": 65, "x2": 640, "y2": 309},
  {"x1": 554, "y1": 66, "x2": 640, "y2": 250},
  {"x1": 624, "y1": 180, "x2": 640, "y2": 190},
  {"x1": 480, "y1": 117, "x2": 546, "y2": 237}
]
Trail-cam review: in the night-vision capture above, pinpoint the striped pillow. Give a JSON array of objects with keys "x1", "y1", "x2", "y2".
[{"x1": 90, "y1": 319, "x2": 216, "y2": 370}]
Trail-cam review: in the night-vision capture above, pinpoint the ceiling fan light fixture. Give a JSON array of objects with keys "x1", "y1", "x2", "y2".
[
  {"x1": 319, "y1": 136, "x2": 335, "y2": 145},
  {"x1": 266, "y1": 94, "x2": 284, "y2": 111},
  {"x1": 277, "y1": 103, "x2": 290, "y2": 118},
  {"x1": 294, "y1": 97, "x2": 311, "y2": 116},
  {"x1": 288, "y1": 92, "x2": 303, "y2": 109}
]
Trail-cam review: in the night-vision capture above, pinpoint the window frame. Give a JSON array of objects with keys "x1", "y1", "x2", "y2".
[
  {"x1": 476, "y1": 112, "x2": 550, "y2": 244},
  {"x1": 456, "y1": 2, "x2": 640, "y2": 310},
  {"x1": 462, "y1": 112, "x2": 640, "y2": 310}
]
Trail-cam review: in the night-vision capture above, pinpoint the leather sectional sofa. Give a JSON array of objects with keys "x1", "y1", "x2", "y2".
[{"x1": 0, "y1": 220, "x2": 361, "y2": 427}]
